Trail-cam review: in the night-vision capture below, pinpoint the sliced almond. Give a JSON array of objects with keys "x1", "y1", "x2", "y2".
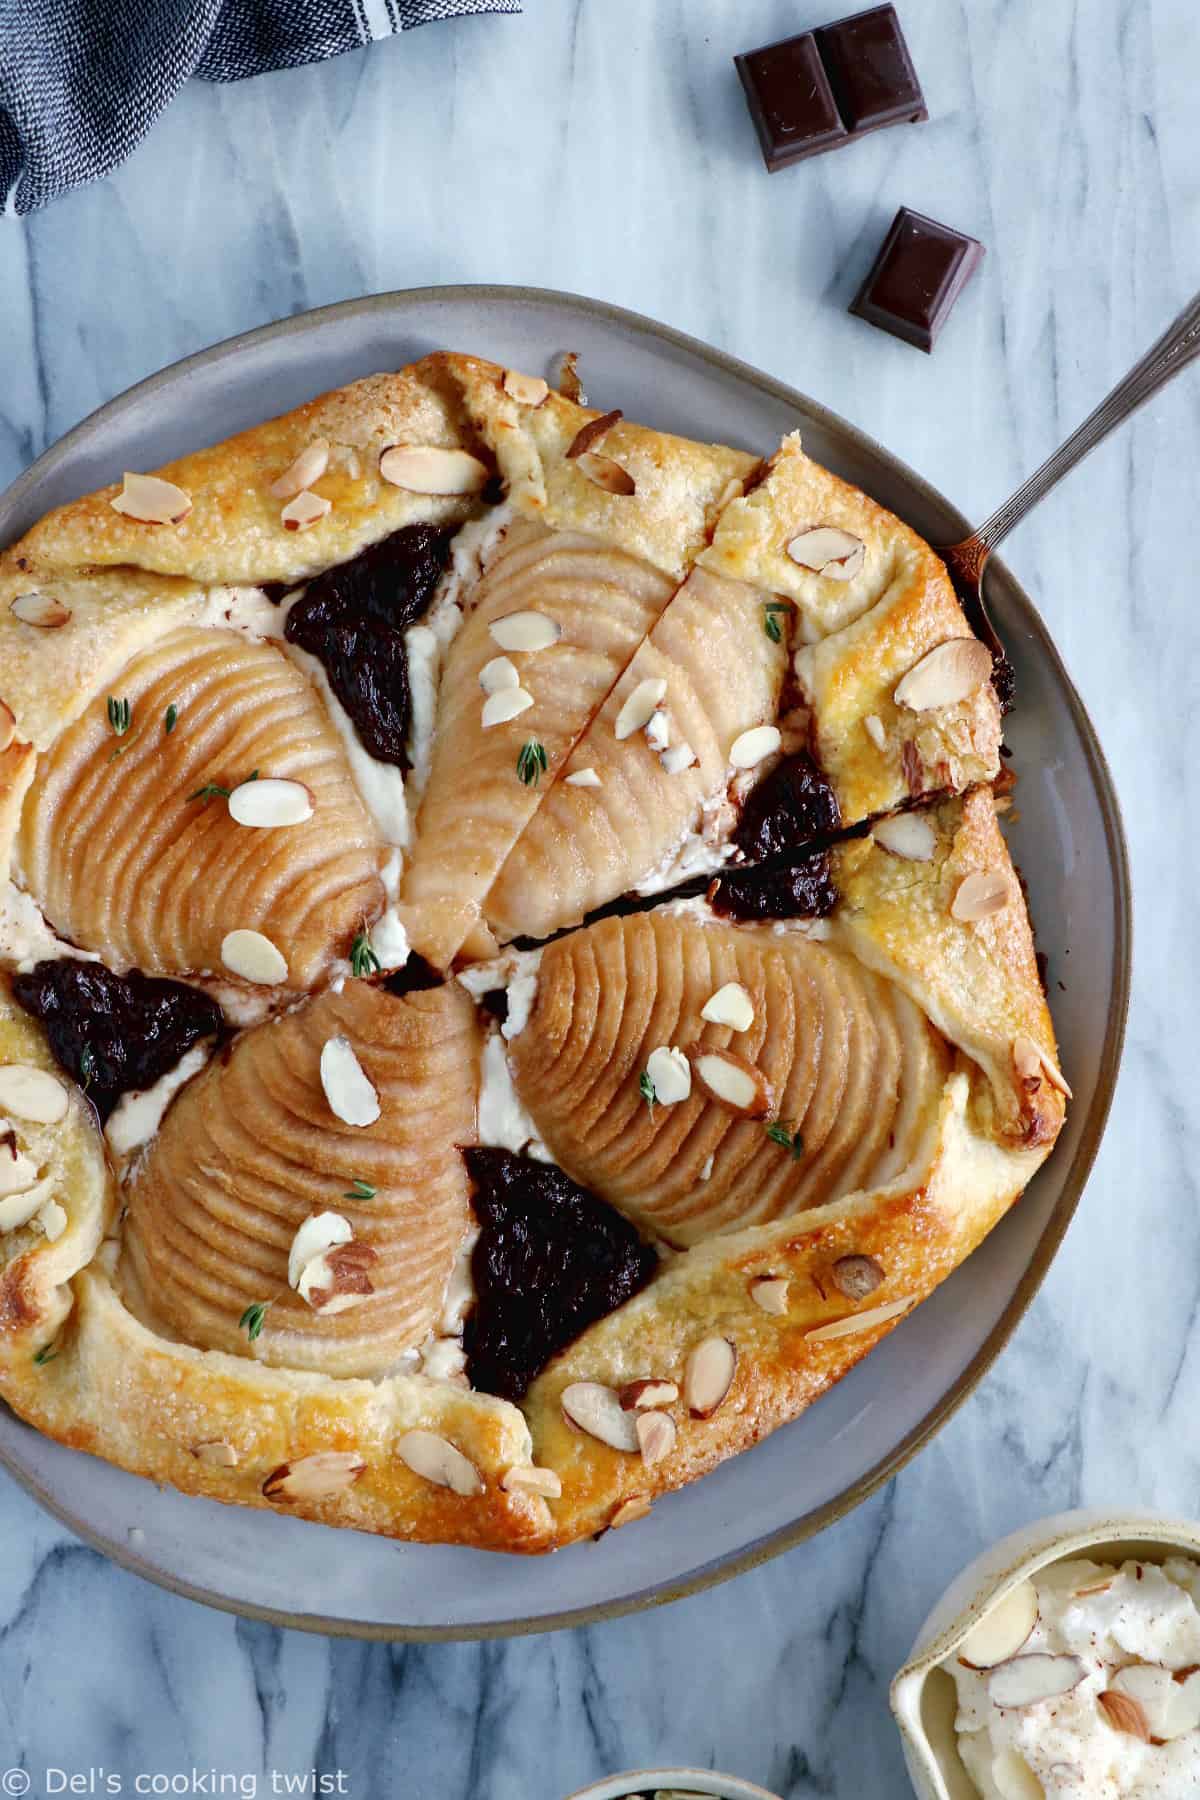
[
  {"x1": 228, "y1": 777, "x2": 314, "y2": 828},
  {"x1": 302, "y1": 1239, "x2": 377, "y2": 1312},
  {"x1": 700, "y1": 982, "x2": 755, "y2": 1032},
  {"x1": 281, "y1": 489, "x2": 332, "y2": 532},
  {"x1": 319, "y1": 1035, "x2": 380, "y2": 1127},
  {"x1": 502, "y1": 369, "x2": 550, "y2": 407},
  {"x1": 636, "y1": 1411, "x2": 676, "y2": 1465},
  {"x1": 576, "y1": 452, "x2": 636, "y2": 496},
  {"x1": 287, "y1": 1211, "x2": 353, "y2": 1289},
  {"x1": 269, "y1": 440, "x2": 330, "y2": 500},
  {"x1": 0, "y1": 1143, "x2": 40, "y2": 1198},
  {"x1": 893, "y1": 638, "x2": 993, "y2": 711},
  {"x1": 863, "y1": 713, "x2": 887, "y2": 752},
  {"x1": 396, "y1": 1430, "x2": 483, "y2": 1496},
  {"x1": 378, "y1": 444, "x2": 489, "y2": 495},
  {"x1": 785, "y1": 525, "x2": 865, "y2": 581},
  {"x1": 488, "y1": 609, "x2": 561, "y2": 653},
  {"x1": 565, "y1": 766, "x2": 602, "y2": 789},
  {"x1": 1111, "y1": 1664, "x2": 1182, "y2": 1740},
  {"x1": 988, "y1": 1654, "x2": 1087, "y2": 1710},
  {"x1": 481, "y1": 686, "x2": 534, "y2": 728},
  {"x1": 691, "y1": 1048, "x2": 771, "y2": 1119},
  {"x1": 830, "y1": 1254, "x2": 884, "y2": 1303},
  {"x1": 615, "y1": 677, "x2": 668, "y2": 741},
  {"x1": 501, "y1": 1463, "x2": 562, "y2": 1499},
  {"x1": 1013, "y1": 1034, "x2": 1073, "y2": 1099},
  {"x1": 557, "y1": 351, "x2": 586, "y2": 406},
  {"x1": 644, "y1": 1044, "x2": 692, "y2": 1105},
  {"x1": 873, "y1": 814, "x2": 936, "y2": 862},
  {"x1": 644, "y1": 709, "x2": 671, "y2": 753},
  {"x1": 110, "y1": 471, "x2": 192, "y2": 525},
  {"x1": 959, "y1": 1580, "x2": 1039, "y2": 1669},
  {"x1": 10, "y1": 592, "x2": 71, "y2": 629},
  {"x1": 660, "y1": 742, "x2": 697, "y2": 775},
  {"x1": 0, "y1": 1180, "x2": 54, "y2": 1233},
  {"x1": 1096, "y1": 1688, "x2": 1151, "y2": 1742},
  {"x1": 262, "y1": 1449, "x2": 366, "y2": 1502},
  {"x1": 561, "y1": 1381, "x2": 640, "y2": 1451},
  {"x1": 683, "y1": 1335, "x2": 737, "y2": 1417},
  {"x1": 1159, "y1": 1669, "x2": 1200, "y2": 1741},
  {"x1": 38, "y1": 1197, "x2": 67, "y2": 1242},
  {"x1": 479, "y1": 655, "x2": 520, "y2": 694},
  {"x1": 952, "y1": 869, "x2": 1011, "y2": 922},
  {"x1": 805, "y1": 1295, "x2": 913, "y2": 1342},
  {"x1": 220, "y1": 928, "x2": 288, "y2": 986},
  {"x1": 619, "y1": 1378, "x2": 680, "y2": 1411},
  {"x1": 0, "y1": 1066, "x2": 69, "y2": 1125},
  {"x1": 991, "y1": 1750, "x2": 1045, "y2": 1800},
  {"x1": 0, "y1": 700, "x2": 15, "y2": 754},
  {"x1": 611, "y1": 1494, "x2": 652, "y2": 1529},
  {"x1": 750, "y1": 1276, "x2": 790, "y2": 1316},
  {"x1": 192, "y1": 1440, "x2": 239, "y2": 1468},
  {"x1": 565, "y1": 409, "x2": 622, "y2": 460},
  {"x1": 729, "y1": 724, "x2": 781, "y2": 770}
]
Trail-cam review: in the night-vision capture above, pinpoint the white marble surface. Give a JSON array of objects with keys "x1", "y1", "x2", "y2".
[{"x1": 0, "y1": 0, "x2": 1195, "y2": 1793}]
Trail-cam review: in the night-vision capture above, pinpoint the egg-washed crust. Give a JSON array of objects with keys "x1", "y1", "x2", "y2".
[{"x1": 0, "y1": 357, "x2": 1063, "y2": 1552}]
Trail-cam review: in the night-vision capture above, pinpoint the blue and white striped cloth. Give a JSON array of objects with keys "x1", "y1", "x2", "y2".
[{"x1": 0, "y1": 0, "x2": 520, "y2": 215}]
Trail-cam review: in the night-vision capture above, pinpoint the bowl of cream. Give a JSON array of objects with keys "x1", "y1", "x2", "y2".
[
  {"x1": 890, "y1": 1509, "x2": 1200, "y2": 1799},
  {"x1": 564, "y1": 1772, "x2": 781, "y2": 1800}
]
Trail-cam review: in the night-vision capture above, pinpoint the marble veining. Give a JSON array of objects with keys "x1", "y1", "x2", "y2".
[{"x1": 0, "y1": 0, "x2": 1197, "y2": 1793}]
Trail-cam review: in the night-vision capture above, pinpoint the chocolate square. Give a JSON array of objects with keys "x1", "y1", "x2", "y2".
[
  {"x1": 814, "y1": 5, "x2": 927, "y2": 132},
  {"x1": 849, "y1": 207, "x2": 983, "y2": 352},
  {"x1": 735, "y1": 34, "x2": 848, "y2": 170}
]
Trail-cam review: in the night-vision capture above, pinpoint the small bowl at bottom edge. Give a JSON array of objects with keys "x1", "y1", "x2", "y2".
[
  {"x1": 564, "y1": 1771, "x2": 782, "y2": 1800},
  {"x1": 889, "y1": 1506, "x2": 1200, "y2": 1800}
]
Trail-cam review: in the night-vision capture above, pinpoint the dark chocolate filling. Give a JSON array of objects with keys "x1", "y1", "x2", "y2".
[
  {"x1": 462, "y1": 1147, "x2": 656, "y2": 1401},
  {"x1": 10, "y1": 959, "x2": 223, "y2": 1124},
  {"x1": 709, "y1": 846, "x2": 838, "y2": 922},
  {"x1": 381, "y1": 952, "x2": 444, "y2": 997},
  {"x1": 732, "y1": 750, "x2": 840, "y2": 861},
  {"x1": 283, "y1": 522, "x2": 455, "y2": 768}
]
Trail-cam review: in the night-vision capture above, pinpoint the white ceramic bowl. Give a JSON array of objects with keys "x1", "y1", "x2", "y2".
[
  {"x1": 565, "y1": 1771, "x2": 781, "y2": 1800},
  {"x1": 890, "y1": 1508, "x2": 1200, "y2": 1799}
]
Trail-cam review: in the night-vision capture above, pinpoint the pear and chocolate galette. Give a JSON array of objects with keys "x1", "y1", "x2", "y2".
[{"x1": 0, "y1": 354, "x2": 1067, "y2": 1551}]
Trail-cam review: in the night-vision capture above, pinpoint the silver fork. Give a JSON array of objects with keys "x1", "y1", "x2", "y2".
[{"x1": 939, "y1": 286, "x2": 1200, "y2": 701}]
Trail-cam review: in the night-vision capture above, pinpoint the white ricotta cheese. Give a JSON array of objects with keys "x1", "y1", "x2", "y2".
[
  {"x1": 0, "y1": 882, "x2": 100, "y2": 974},
  {"x1": 105, "y1": 1043, "x2": 213, "y2": 1162}
]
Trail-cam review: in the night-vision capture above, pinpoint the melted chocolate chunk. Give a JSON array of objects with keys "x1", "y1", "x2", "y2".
[
  {"x1": 11, "y1": 959, "x2": 223, "y2": 1123},
  {"x1": 462, "y1": 1147, "x2": 656, "y2": 1401},
  {"x1": 381, "y1": 952, "x2": 444, "y2": 996},
  {"x1": 284, "y1": 523, "x2": 455, "y2": 768},
  {"x1": 709, "y1": 848, "x2": 838, "y2": 922},
  {"x1": 733, "y1": 751, "x2": 840, "y2": 862}
]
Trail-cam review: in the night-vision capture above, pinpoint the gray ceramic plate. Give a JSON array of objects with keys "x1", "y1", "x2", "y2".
[{"x1": 0, "y1": 287, "x2": 1130, "y2": 1639}]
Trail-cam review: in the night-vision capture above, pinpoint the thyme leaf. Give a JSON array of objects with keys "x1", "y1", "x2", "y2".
[
  {"x1": 164, "y1": 704, "x2": 178, "y2": 734},
  {"x1": 639, "y1": 1069, "x2": 656, "y2": 1117},
  {"x1": 344, "y1": 1179, "x2": 376, "y2": 1201},
  {"x1": 239, "y1": 1300, "x2": 272, "y2": 1343},
  {"x1": 765, "y1": 1119, "x2": 805, "y2": 1159},
  {"x1": 517, "y1": 739, "x2": 549, "y2": 786},
  {"x1": 350, "y1": 931, "x2": 381, "y2": 979},
  {"x1": 106, "y1": 696, "x2": 132, "y2": 736}
]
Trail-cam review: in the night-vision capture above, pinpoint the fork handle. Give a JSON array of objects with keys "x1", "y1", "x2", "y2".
[{"x1": 944, "y1": 286, "x2": 1200, "y2": 583}]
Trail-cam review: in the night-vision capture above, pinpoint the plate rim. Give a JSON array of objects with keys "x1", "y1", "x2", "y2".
[{"x1": 0, "y1": 283, "x2": 1132, "y2": 1640}]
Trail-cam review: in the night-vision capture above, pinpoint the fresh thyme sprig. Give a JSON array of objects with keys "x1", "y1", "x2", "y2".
[
  {"x1": 639, "y1": 1069, "x2": 657, "y2": 1117},
  {"x1": 33, "y1": 1343, "x2": 58, "y2": 1366},
  {"x1": 164, "y1": 704, "x2": 178, "y2": 734},
  {"x1": 350, "y1": 931, "x2": 381, "y2": 978},
  {"x1": 765, "y1": 1119, "x2": 805, "y2": 1159},
  {"x1": 188, "y1": 769, "x2": 257, "y2": 804},
  {"x1": 763, "y1": 601, "x2": 791, "y2": 645},
  {"x1": 78, "y1": 1044, "x2": 97, "y2": 1096},
  {"x1": 517, "y1": 739, "x2": 548, "y2": 786},
  {"x1": 239, "y1": 1300, "x2": 273, "y2": 1343},
  {"x1": 107, "y1": 696, "x2": 132, "y2": 736},
  {"x1": 344, "y1": 1179, "x2": 377, "y2": 1201}
]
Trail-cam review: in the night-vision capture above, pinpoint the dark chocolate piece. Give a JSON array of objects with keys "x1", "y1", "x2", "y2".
[
  {"x1": 850, "y1": 206, "x2": 983, "y2": 352},
  {"x1": 708, "y1": 848, "x2": 838, "y2": 924},
  {"x1": 462, "y1": 1147, "x2": 656, "y2": 1401},
  {"x1": 735, "y1": 5, "x2": 925, "y2": 172},
  {"x1": 11, "y1": 959, "x2": 223, "y2": 1124},
  {"x1": 732, "y1": 751, "x2": 841, "y2": 863}
]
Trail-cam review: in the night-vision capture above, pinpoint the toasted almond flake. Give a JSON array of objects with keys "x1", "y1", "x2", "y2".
[
  {"x1": 729, "y1": 724, "x2": 781, "y2": 770},
  {"x1": 501, "y1": 1464, "x2": 562, "y2": 1499},
  {"x1": 565, "y1": 409, "x2": 622, "y2": 460},
  {"x1": 864, "y1": 713, "x2": 887, "y2": 751},
  {"x1": 396, "y1": 1430, "x2": 483, "y2": 1496},
  {"x1": 301, "y1": 1239, "x2": 377, "y2": 1313},
  {"x1": 0, "y1": 700, "x2": 15, "y2": 754},
  {"x1": 220, "y1": 928, "x2": 288, "y2": 986},
  {"x1": 319, "y1": 1035, "x2": 380, "y2": 1127},
  {"x1": 0, "y1": 1180, "x2": 53, "y2": 1232},
  {"x1": 10, "y1": 592, "x2": 71, "y2": 629},
  {"x1": 269, "y1": 439, "x2": 330, "y2": 500},
  {"x1": 576, "y1": 451, "x2": 636, "y2": 496},
  {"x1": 479, "y1": 655, "x2": 520, "y2": 694},
  {"x1": 0, "y1": 1144, "x2": 41, "y2": 1197},
  {"x1": 700, "y1": 982, "x2": 755, "y2": 1032},
  {"x1": 952, "y1": 868, "x2": 1011, "y2": 922},
  {"x1": 958, "y1": 1579, "x2": 1039, "y2": 1669},
  {"x1": 988, "y1": 1654, "x2": 1086, "y2": 1710},
  {"x1": 262, "y1": 1449, "x2": 366, "y2": 1502},
  {"x1": 565, "y1": 766, "x2": 602, "y2": 788},
  {"x1": 645, "y1": 1044, "x2": 691, "y2": 1105},
  {"x1": 645, "y1": 709, "x2": 671, "y2": 753},
  {"x1": 750, "y1": 1276, "x2": 790, "y2": 1316},
  {"x1": 619, "y1": 1378, "x2": 680, "y2": 1411},
  {"x1": 38, "y1": 1197, "x2": 67, "y2": 1242},
  {"x1": 1096, "y1": 1690, "x2": 1151, "y2": 1742},
  {"x1": 192, "y1": 1440, "x2": 239, "y2": 1468},
  {"x1": 502, "y1": 369, "x2": 550, "y2": 407},
  {"x1": 1013, "y1": 1034, "x2": 1073, "y2": 1099},
  {"x1": 615, "y1": 677, "x2": 668, "y2": 741},
  {"x1": 683, "y1": 1335, "x2": 737, "y2": 1417},
  {"x1": 990, "y1": 1750, "x2": 1046, "y2": 1800},
  {"x1": 786, "y1": 525, "x2": 865, "y2": 581},
  {"x1": 691, "y1": 1048, "x2": 771, "y2": 1118},
  {"x1": 481, "y1": 686, "x2": 534, "y2": 728},
  {"x1": 805, "y1": 1295, "x2": 913, "y2": 1342},
  {"x1": 0, "y1": 1066, "x2": 69, "y2": 1125},
  {"x1": 636, "y1": 1411, "x2": 676, "y2": 1465},
  {"x1": 894, "y1": 637, "x2": 993, "y2": 711},
  {"x1": 379, "y1": 444, "x2": 489, "y2": 495},
  {"x1": 228, "y1": 776, "x2": 314, "y2": 828},
  {"x1": 872, "y1": 813, "x2": 937, "y2": 861},
  {"x1": 557, "y1": 351, "x2": 586, "y2": 406},
  {"x1": 561, "y1": 1381, "x2": 640, "y2": 1451},
  {"x1": 281, "y1": 489, "x2": 332, "y2": 531},
  {"x1": 287, "y1": 1211, "x2": 353, "y2": 1289},
  {"x1": 488, "y1": 609, "x2": 561, "y2": 653},
  {"x1": 660, "y1": 742, "x2": 697, "y2": 775},
  {"x1": 830, "y1": 1254, "x2": 884, "y2": 1302},
  {"x1": 111, "y1": 471, "x2": 193, "y2": 525},
  {"x1": 610, "y1": 1494, "x2": 652, "y2": 1529}
]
